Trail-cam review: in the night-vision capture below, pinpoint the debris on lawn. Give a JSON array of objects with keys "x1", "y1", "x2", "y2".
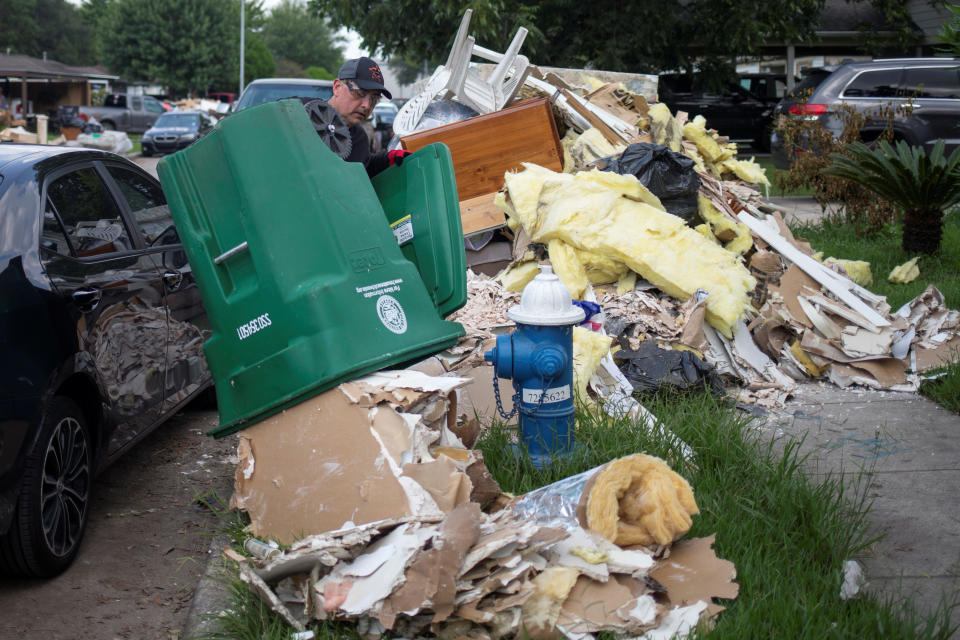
[{"x1": 234, "y1": 446, "x2": 737, "y2": 637}]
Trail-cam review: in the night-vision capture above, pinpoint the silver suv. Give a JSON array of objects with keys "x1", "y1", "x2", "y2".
[{"x1": 770, "y1": 58, "x2": 959, "y2": 169}]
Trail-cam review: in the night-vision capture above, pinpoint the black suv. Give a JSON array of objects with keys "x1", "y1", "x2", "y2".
[
  {"x1": 770, "y1": 58, "x2": 960, "y2": 169},
  {"x1": 0, "y1": 144, "x2": 211, "y2": 577},
  {"x1": 658, "y1": 73, "x2": 790, "y2": 150}
]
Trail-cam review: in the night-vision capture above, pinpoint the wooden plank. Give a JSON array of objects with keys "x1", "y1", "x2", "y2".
[
  {"x1": 400, "y1": 97, "x2": 562, "y2": 202},
  {"x1": 560, "y1": 89, "x2": 624, "y2": 145},
  {"x1": 459, "y1": 193, "x2": 507, "y2": 236}
]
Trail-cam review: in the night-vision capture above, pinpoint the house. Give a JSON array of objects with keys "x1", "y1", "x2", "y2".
[{"x1": 0, "y1": 52, "x2": 117, "y2": 123}]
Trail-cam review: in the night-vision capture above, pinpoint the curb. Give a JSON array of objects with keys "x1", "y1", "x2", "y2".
[{"x1": 182, "y1": 534, "x2": 231, "y2": 639}]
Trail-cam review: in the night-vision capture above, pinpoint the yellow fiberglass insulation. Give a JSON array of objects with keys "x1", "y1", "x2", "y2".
[
  {"x1": 573, "y1": 326, "x2": 611, "y2": 404},
  {"x1": 548, "y1": 239, "x2": 590, "y2": 299},
  {"x1": 499, "y1": 260, "x2": 541, "y2": 292},
  {"x1": 581, "y1": 453, "x2": 698, "y2": 547},
  {"x1": 682, "y1": 116, "x2": 731, "y2": 164},
  {"x1": 720, "y1": 156, "x2": 771, "y2": 186},
  {"x1": 697, "y1": 194, "x2": 753, "y2": 256},
  {"x1": 648, "y1": 102, "x2": 683, "y2": 152},
  {"x1": 502, "y1": 164, "x2": 756, "y2": 337}
]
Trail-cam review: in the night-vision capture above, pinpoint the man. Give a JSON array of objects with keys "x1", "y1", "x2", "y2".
[{"x1": 327, "y1": 57, "x2": 409, "y2": 177}]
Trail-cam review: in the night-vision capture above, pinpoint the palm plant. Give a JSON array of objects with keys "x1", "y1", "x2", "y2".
[{"x1": 823, "y1": 139, "x2": 960, "y2": 254}]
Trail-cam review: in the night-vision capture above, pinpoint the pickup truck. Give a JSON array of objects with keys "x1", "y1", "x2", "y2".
[{"x1": 79, "y1": 93, "x2": 167, "y2": 133}]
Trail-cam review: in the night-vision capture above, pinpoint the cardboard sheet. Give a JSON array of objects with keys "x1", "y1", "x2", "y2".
[{"x1": 231, "y1": 373, "x2": 473, "y2": 544}]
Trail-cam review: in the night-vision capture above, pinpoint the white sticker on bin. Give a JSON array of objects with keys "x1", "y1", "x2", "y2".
[
  {"x1": 522, "y1": 385, "x2": 571, "y2": 404},
  {"x1": 390, "y1": 214, "x2": 414, "y2": 246}
]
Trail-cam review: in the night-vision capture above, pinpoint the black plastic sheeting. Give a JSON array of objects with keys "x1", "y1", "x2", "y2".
[
  {"x1": 612, "y1": 337, "x2": 724, "y2": 396},
  {"x1": 603, "y1": 143, "x2": 701, "y2": 224}
]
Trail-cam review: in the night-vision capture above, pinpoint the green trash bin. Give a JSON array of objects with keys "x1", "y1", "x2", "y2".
[
  {"x1": 371, "y1": 143, "x2": 466, "y2": 318},
  {"x1": 158, "y1": 99, "x2": 465, "y2": 436}
]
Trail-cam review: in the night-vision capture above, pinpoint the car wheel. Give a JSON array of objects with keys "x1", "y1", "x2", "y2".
[
  {"x1": 0, "y1": 397, "x2": 93, "y2": 578},
  {"x1": 141, "y1": 148, "x2": 152, "y2": 157},
  {"x1": 101, "y1": 121, "x2": 116, "y2": 131}
]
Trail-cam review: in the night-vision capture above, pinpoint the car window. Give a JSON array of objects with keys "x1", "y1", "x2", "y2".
[
  {"x1": 155, "y1": 113, "x2": 200, "y2": 128},
  {"x1": 40, "y1": 205, "x2": 73, "y2": 258},
  {"x1": 105, "y1": 165, "x2": 175, "y2": 246},
  {"x1": 145, "y1": 97, "x2": 166, "y2": 114},
  {"x1": 843, "y1": 69, "x2": 901, "y2": 98},
  {"x1": 901, "y1": 66, "x2": 960, "y2": 99},
  {"x1": 131, "y1": 97, "x2": 143, "y2": 110},
  {"x1": 46, "y1": 167, "x2": 134, "y2": 257},
  {"x1": 104, "y1": 94, "x2": 127, "y2": 108}
]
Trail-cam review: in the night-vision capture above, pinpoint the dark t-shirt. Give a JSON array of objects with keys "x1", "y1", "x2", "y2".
[{"x1": 344, "y1": 125, "x2": 390, "y2": 177}]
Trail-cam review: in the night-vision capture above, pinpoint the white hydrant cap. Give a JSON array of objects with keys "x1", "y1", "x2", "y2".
[{"x1": 507, "y1": 265, "x2": 586, "y2": 326}]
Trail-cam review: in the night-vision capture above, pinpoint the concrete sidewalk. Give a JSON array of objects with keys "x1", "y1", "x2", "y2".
[{"x1": 759, "y1": 383, "x2": 960, "y2": 635}]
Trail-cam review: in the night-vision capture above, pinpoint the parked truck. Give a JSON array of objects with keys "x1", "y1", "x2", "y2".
[{"x1": 78, "y1": 93, "x2": 167, "y2": 133}]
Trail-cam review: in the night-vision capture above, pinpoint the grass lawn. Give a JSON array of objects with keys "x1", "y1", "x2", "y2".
[
  {"x1": 200, "y1": 392, "x2": 958, "y2": 639},
  {"x1": 791, "y1": 208, "x2": 960, "y2": 413}
]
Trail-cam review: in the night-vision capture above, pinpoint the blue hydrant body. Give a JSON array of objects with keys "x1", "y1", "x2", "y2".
[{"x1": 484, "y1": 266, "x2": 584, "y2": 466}]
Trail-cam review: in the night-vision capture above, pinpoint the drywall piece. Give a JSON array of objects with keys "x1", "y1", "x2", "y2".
[
  {"x1": 840, "y1": 327, "x2": 895, "y2": 357},
  {"x1": 799, "y1": 288, "x2": 881, "y2": 333},
  {"x1": 231, "y1": 373, "x2": 472, "y2": 544},
  {"x1": 649, "y1": 534, "x2": 739, "y2": 608},
  {"x1": 732, "y1": 319, "x2": 797, "y2": 389},
  {"x1": 916, "y1": 335, "x2": 960, "y2": 371},
  {"x1": 797, "y1": 296, "x2": 842, "y2": 340},
  {"x1": 378, "y1": 503, "x2": 483, "y2": 627},
  {"x1": 557, "y1": 574, "x2": 647, "y2": 633},
  {"x1": 639, "y1": 601, "x2": 709, "y2": 640},
  {"x1": 329, "y1": 523, "x2": 435, "y2": 615},
  {"x1": 736, "y1": 211, "x2": 890, "y2": 328}
]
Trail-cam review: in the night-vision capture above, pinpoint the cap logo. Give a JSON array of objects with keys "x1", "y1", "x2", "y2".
[{"x1": 369, "y1": 65, "x2": 383, "y2": 83}]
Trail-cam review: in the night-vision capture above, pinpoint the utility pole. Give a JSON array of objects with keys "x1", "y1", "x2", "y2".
[{"x1": 239, "y1": 0, "x2": 245, "y2": 96}]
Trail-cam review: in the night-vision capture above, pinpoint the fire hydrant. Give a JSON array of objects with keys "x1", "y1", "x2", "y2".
[{"x1": 484, "y1": 265, "x2": 585, "y2": 466}]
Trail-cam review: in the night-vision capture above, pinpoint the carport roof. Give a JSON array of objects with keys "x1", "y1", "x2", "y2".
[{"x1": 0, "y1": 53, "x2": 118, "y2": 81}]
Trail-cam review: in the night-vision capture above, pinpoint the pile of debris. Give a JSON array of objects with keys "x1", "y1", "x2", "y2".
[
  {"x1": 224, "y1": 12, "x2": 958, "y2": 638},
  {"x1": 392, "y1": 11, "x2": 959, "y2": 408},
  {"x1": 228, "y1": 371, "x2": 736, "y2": 639}
]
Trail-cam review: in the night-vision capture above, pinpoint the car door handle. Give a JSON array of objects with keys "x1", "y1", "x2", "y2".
[
  {"x1": 163, "y1": 270, "x2": 184, "y2": 291},
  {"x1": 72, "y1": 287, "x2": 102, "y2": 312}
]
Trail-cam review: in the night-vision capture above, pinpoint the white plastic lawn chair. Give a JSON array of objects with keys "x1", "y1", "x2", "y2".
[
  {"x1": 393, "y1": 9, "x2": 530, "y2": 136},
  {"x1": 393, "y1": 10, "x2": 476, "y2": 136},
  {"x1": 445, "y1": 29, "x2": 530, "y2": 114}
]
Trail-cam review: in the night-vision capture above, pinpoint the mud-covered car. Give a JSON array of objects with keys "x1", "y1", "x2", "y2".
[
  {"x1": 0, "y1": 144, "x2": 211, "y2": 577},
  {"x1": 141, "y1": 110, "x2": 216, "y2": 156}
]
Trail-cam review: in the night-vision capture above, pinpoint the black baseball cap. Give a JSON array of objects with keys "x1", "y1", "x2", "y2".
[{"x1": 337, "y1": 57, "x2": 392, "y2": 100}]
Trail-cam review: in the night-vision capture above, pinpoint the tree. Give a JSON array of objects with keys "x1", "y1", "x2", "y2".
[
  {"x1": 307, "y1": 0, "x2": 824, "y2": 79},
  {"x1": 244, "y1": 35, "x2": 276, "y2": 84},
  {"x1": 100, "y1": 0, "x2": 238, "y2": 97},
  {"x1": 0, "y1": 0, "x2": 96, "y2": 65},
  {"x1": 824, "y1": 140, "x2": 960, "y2": 254},
  {"x1": 262, "y1": 0, "x2": 343, "y2": 73},
  {"x1": 938, "y1": 2, "x2": 960, "y2": 56}
]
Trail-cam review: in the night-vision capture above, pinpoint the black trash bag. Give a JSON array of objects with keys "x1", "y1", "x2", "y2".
[
  {"x1": 613, "y1": 337, "x2": 724, "y2": 396},
  {"x1": 603, "y1": 142, "x2": 701, "y2": 224}
]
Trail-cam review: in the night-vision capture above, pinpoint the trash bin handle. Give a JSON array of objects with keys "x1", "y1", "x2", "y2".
[{"x1": 213, "y1": 241, "x2": 249, "y2": 265}]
